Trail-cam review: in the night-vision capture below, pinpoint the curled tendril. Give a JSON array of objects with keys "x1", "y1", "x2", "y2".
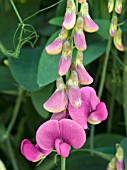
[{"x1": 0, "y1": 23, "x2": 39, "y2": 58}]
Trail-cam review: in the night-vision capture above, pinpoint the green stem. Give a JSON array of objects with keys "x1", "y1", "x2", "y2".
[
  {"x1": 90, "y1": 125, "x2": 95, "y2": 150},
  {"x1": 9, "y1": 0, "x2": 23, "y2": 24},
  {"x1": 7, "y1": 88, "x2": 25, "y2": 135},
  {"x1": 6, "y1": 138, "x2": 19, "y2": 170},
  {"x1": 61, "y1": 157, "x2": 66, "y2": 170},
  {"x1": 75, "y1": 0, "x2": 78, "y2": 15}
]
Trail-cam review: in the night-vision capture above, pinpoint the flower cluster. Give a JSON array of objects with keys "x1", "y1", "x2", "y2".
[
  {"x1": 108, "y1": 0, "x2": 124, "y2": 51},
  {"x1": 20, "y1": 0, "x2": 108, "y2": 164},
  {"x1": 106, "y1": 144, "x2": 124, "y2": 170}
]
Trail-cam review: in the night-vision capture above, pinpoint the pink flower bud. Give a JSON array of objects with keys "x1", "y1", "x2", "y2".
[
  {"x1": 80, "y1": 2, "x2": 99, "y2": 33},
  {"x1": 74, "y1": 50, "x2": 93, "y2": 85},
  {"x1": 45, "y1": 28, "x2": 68, "y2": 55},
  {"x1": 74, "y1": 16, "x2": 87, "y2": 51},
  {"x1": 58, "y1": 40, "x2": 72, "y2": 76},
  {"x1": 106, "y1": 157, "x2": 116, "y2": 170},
  {"x1": 67, "y1": 70, "x2": 82, "y2": 107},
  {"x1": 115, "y1": 0, "x2": 122, "y2": 14},
  {"x1": 116, "y1": 144, "x2": 125, "y2": 170},
  {"x1": 109, "y1": 15, "x2": 118, "y2": 37},
  {"x1": 78, "y1": 0, "x2": 86, "y2": 3},
  {"x1": 43, "y1": 77, "x2": 68, "y2": 113},
  {"x1": 113, "y1": 28, "x2": 124, "y2": 51},
  {"x1": 108, "y1": 0, "x2": 115, "y2": 13},
  {"x1": 62, "y1": 0, "x2": 76, "y2": 30}
]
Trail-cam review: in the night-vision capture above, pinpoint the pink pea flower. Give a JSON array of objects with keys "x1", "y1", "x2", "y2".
[
  {"x1": 116, "y1": 144, "x2": 125, "y2": 170},
  {"x1": 21, "y1": 139, "x2": 51, "y2": 162},
  {"x1": 36, "y1": 119, "x2": 86, "y2": 158},
  {"x1": 68, "y1": 87, "x2": 108, "y2": 129},
  {"x1": 62, "y1": 0, "x2": 76, "y2": 30},
  {"x1": 109, "y1": 15, "x2": 118, "y2": 37},
  {"x1": 67, "y1": 70, "x2": 82, "y2": 108},
  {"x1": 43, "y1": 77, "x2": 68, "y2": 113},
  {"x1": 80, "y1": 2, "x2": 99, "y2": 33},
  {"x1": 74, "y1": 50, "x2": 93, "y2": 85},
  {"x1": 115, "y1": 0, "x2": 122, "y2": 14},
  {"x1": 108, "y1": 0, "x2": 115, "y2": 13},
  {"x1": 74, "y1": 16, "x2": 87, "y2": 51},
  {"x1": 114, "y1": 28, "x2": 124, "y2": 51},
  {"x1": 45, "y1": 28, "x2": 68, "y2": 55},
  {"x1": 58, "y1": 39, "x2": 72, "y2": 76},
  {"x1": 51, "y1": 110, "x2": 69, "y2": 121}
]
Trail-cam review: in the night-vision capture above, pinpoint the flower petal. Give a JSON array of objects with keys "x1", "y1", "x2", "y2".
[
  {"x1": 59, "y1": 119, "x2": 86, "y2": 148},
  {"x1": 36, "y1": 120, "x2": 60, "y2": 150},
  {"x1": 74, "y1": 31, "x2": 87, "y2": 51},
  {"x1": 21, "y1": 139, "x2": 43, "y2": 162},
  {"x1": 51, "y1": 110, "x2": 68, "y2": 121},
  {"x1": 68, "y1": 101, "x2": 88, "y2": 129},
  {"x1": 88, "y1": 102, "x2": 108, "y2": 125},
  {"x1": 63, "y1": 11, "x2": 76, "y2": 30}
]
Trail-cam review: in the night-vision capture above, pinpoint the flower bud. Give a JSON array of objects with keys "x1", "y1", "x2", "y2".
[
  {"x1": 74, "y1": 16, "x2": 87, "y2": 51},
  {"x1": 80, "y1": 2, "x2": 99, "y2": 33},
  {"x1": 115, "y1": 0, "x2": 122, "y2": 14},
  {"x1": 106, "y1": 157, "x2": 116, "y2": 170},
  {"x1": 113, "y1": 28, "x2": 124, "y2": 51},
  {"x1": 116, "y1": 144, "x2": 124, "y2": 170},
  {"x1": 109, "y1": 15, "x2": 118, "y2": 37},
  {"x1": 74, "y1": 50, "x2": 93, "y2": 85},
  {"x1": 67, "y1": 70, "x2": 82, "y2": 107},
  {"x1": 43, "y1": 77, "x2": 68, "y2": 113},
  {"x1": 45, "y1": 28, "x2": 68, "y2": 55},
  {"x1": 62, "y1": 0, "x2": 76, "y2": 30},
  {"x1": 108, "y1": 0, "x2": 115, "y2": 13},
  {"x1": 58, "y1": 39, "x2": 72, "y2": 76},
  {"x1": 78, "y1": 0, "x2": 86, "y2": 3}
]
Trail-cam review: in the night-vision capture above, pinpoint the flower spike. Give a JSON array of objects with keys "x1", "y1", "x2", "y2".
[
  {"x1": 62, "y1": 0, "x2": 76, "y2": 30},
  {"x1": 74, "y1": 16, "x2": 87, "y2": 51},
  {"x1": 74, "y1": 50, "x2": 93, "y2": 85},
  {"x1": 58, "y1": 39, "x2": 72, "y2": 76},
  {"x1": 43, "y1": 77, "x2": 68, "y2": 113},
  {"x1": 45, "y1": 28, "x2": 68, "y2": 55},
  {"x1": 114, "y1": 28, "x2": 124, "y2": 51}
]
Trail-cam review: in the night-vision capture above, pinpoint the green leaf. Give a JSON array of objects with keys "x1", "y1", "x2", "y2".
[
  {"x1": 30, "y1": 83, "x2": 55, "y2": 118},
  {"x1": 8, "y1": 47, "x2": 42, "y2": 91},
  {"x1": 0, "y1": 66, "x2": 17, "y2": 91},
  {"x1": 120, "y1": 137, "x2": 127, "y2": 170},
  {"x1": 37, "y1": 30, "x2": 61, "y2": 87},
  {"x1": 49, "y1": 17, "x2": 63, "y2": 27},
  {"x1": 95, "y1": 19, "x2": 110, "y2": 40}
]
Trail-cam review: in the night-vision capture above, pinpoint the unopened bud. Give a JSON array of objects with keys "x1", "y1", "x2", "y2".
[
  {"x1": 78, "y1": 0, "x2": 86, "y2": 3},
  {"x1": 109, "y1": 15, "x2": 118, "y2": 37},
  {"x1": 106, "y1": 157, "x2": 116, "y2": 170},
  {"x1": 113, "y1": 28, "x2": 124, "y2": 51},
  {"x1": 115, "y1": 0, "x2": 122, "y2": 14},
  {"x1": 116, "y1": 144, "x2": 124, "y2": 170},
  {"x1": 108, "y1": 0, "x2": 115, "y2": 13}
]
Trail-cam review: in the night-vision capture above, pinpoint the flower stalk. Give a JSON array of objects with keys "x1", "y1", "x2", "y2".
[{"x1": 61, "y1": 157, "x2": 66, "y2": 170}]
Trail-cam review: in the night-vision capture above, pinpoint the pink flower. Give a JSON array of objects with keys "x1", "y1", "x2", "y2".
[
  {"x1": 62, "y1": 0, "x2": 76, "y2": 30},
  {"x1": 68, "y1": 87, "x2": 108, "y2": 129},
  {"x1": 36, "y1": 119, "x2": 86, "y2": 158},
  {"x1": 109, "y1": 15, "x2": 118, "y2": 37},
  {"x1": 58, "y1": 40, "x2": 72, "y2": 76},
  {"x1": 45, "y1": 28, "x2": 68, "y2": 55},
  {"x1": 74, "y1": 50, "x2": 93, "y2": 85},
  {"x1": 43, "y1": 77, "x2": 68, "y2": 113},
  {"x1": 113, "y1": 28, "x2": 124, "y2": 51},
  {"x1": 74, "y1": 16, "x2": 87, "y2": 51},
  {"x1": 21, "y1": 139, "x2": 51, "y2": 162},
  {"x1": 115, "y1": 0, "x2": 122, "y2": 14},
  {"x1": 67, "y1": 70, "x2": 82, "y2": 108},
  {"x1": 80, "y1": 2, "x2": 99, "y2": 33}
]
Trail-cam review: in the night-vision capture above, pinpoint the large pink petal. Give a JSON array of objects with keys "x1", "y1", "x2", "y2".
[
  {"x1": 36, "y1": 120, "x2": 60, "y2": 150},
  {"x1": 62, "y1": 11, "x2": 76, "y2": 30},
  {"x1": 80, "y1": 87, "x2": 100, "y2": 111},
  {"x1": 51, "y1": 110, "x2": 68, "y2": 121},
  {"x1": 59, "y1": 119, "x2": 86, "y2": 149},
  {"x1": 88, "y1": 102, "x2": 108, "y2": 124},
  {"x1": 21, "y1": 139, "x2": 43, "y2": 162},
  {"x1": 43, "y1": 89, "x2": 68, "y2": 113},
  {"x1": 68, "y1": 101, "x2": 88, "y2": 129},
  {"x1": 74, "y1": 31, "x2": 87, "y2": 51}
]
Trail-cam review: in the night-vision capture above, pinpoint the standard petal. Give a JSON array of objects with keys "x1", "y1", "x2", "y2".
[
  {"x1": 83, "y1": 14, "x2": 99, "y2": 33},
  {"x1": 43, "y1": 89, "x2": 68, "y2": 113},
  {"x1": 68, "y1": 101, "x2": 88, "y2": 129},
  {"x1": 36, "y1": 120, "x2": 60, "y2": 150},
  {"x1": 21, "y1": 139, "x2": 43, "y2": 162},
  {"x1": 51, "y1": 110, "x2": 68, "y2": 121},
  {"x1": 88, "y1": 102, "x2": 108, "y2": 125},
  {"x1": 59, "y1": 119, "x2": 86, "y2": 149},
  {"x1": 80, "y1": 87, "x2": 100, "y2": 111},
  {"x1": 45, "y1": 38, "x2": 63, "y2": 55},
  {"x1": 63, "y1": 11, "x2": 76, "y2": 30},
  {"x1": 74, "y1": 31, "x2": 87, "y2": 51}
]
